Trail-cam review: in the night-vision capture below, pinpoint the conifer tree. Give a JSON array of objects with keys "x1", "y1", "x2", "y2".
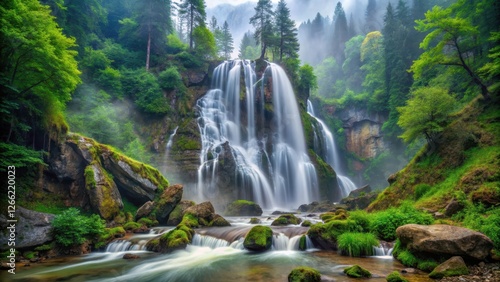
[
  {"x1": 249, "y1": 0, "x2": 274, "y2": 59},
  {"x1": 332, "y1": 2, "x2": 348, "y2": 63},
  {"x1": 274, "y1": 0, "x2": 299, "y2": 61},
  {"x1": 179, "y1": 0, "x2": 206, "y2": 49},
  {"x1": 365, "y1": 0, "x2": 378, "y2": 32},
  {"x1": 219, "y1": 21, "x2": 234, "y2": 60}
]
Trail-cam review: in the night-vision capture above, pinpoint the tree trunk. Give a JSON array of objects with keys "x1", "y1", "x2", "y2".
[
  {"x1": 146, "y1": 24, "x2": 151, "y2": 71},
  {"x1": 189, "y1": 5, "x2": 194, "y2": 49}
]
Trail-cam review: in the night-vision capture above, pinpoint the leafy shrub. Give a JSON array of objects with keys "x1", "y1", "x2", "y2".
[
  {"x1": 175, "y1": 51, "x2": 202, "y2": 68},
  {"x1": 414, "y1": 183, "x2": 432, "y2": 200},
  {"x1": 337, "y1": 232, "x2": 379, "y2": 257},
  {"x1": 51, "y1": 208, "x2": 105, "y2": 247},
  {"x1": 121, "y1": 68, "x2": 171, "y2": 114},
  {"x1": 0, "y1": 143, "x2": 44, "y2": 171},
  {"x1": 460, "y1": 205, "x2": 500, "y2": 252},
  {"x1": 166, "y1": 34, "x2": 187, "y2": 54},
  {"x1": 158, "y1": 66, "x2": 184, "y2": 91},
  {"x1": 123, "y1": 221, "x2": 141, "y2": 231},
  {"x1": 348, "y1": 210, "x2": 372, "y2": 233},
  {"x1": 370, "y1": 202, "x2": 433, "y2": 241}
]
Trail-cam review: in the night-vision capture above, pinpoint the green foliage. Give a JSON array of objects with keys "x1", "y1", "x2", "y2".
[
  {"x1": 271, "y1": 214, "x2": 301, "y2": 226},
  {"x1": 193, "y1": 26, "x2": 216, "y2": 60},
  {"x1": 343, "y1": 265, "x2": 371, "y2": 278},
  {"x1": 175, "y1": 51, "x2": 203, "y2": 68},
  {"x1": 392, "y1": 239, "x2": 439, "y2": 271},
  {"x1": 138, "y1": 217, "x2": 158, "y2": 227},
  {"x1": 122, "y1": 68, "x2": 171, "y2": 114},
  {"x1": 458, "y1": 205, "x2": 500, "y2": 252},
  {"x1": 124, "y1": 138, "x2": 152, "y2": 163},
  {"x1": 0, "y1": 143, "x2": 44, "y2": 171},
  {"x1": 158, "y1": 67, "x2": 184, "y2": 91},
  {"x1": 288, "y1": 266, "x2": 321, "y2": 282},
  {"x1": 370, "y1": 203, "x2": 433, "y2": 241},
  {"x1": 123, "y1": 221, "x2": 142, "y2": 231},
  {"x1": 398, "y1": 86, "x2": 457, "y2": 145},
  {"x1": 298, "y1": 64, "x2": 317, "y2": 96},
  {"x1": 386, "y1": 271, "x2": 409, "y2": 282},
  {"x1": 167, "y1": 34, "x2": 188, "y2": 54},
  {"x1": 249, "y1": 0, "x2": 275, "y2": 59},
  {"x1": 414, "y1": 184, "x2": 432, "y2": 200},
  {"x1": 180, "y1": 213, "x2": 199, "y2": 228},
  {"x1": 34, "y1": 244, "x2": 52, "y2": 252},
  {"x1": 51, "y1": 208, "x2": 105, "y2": 247},
  {"x1": 274, "y1": 0, "x2": 299, "y2": 61},
  {"x1": 337, "y1": 232, "x2": 379, "y2": 257}
]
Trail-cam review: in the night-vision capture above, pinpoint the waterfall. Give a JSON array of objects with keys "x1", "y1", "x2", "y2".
[
  {"x1": 166, "y1": 126, "x2": 179, "y2": 151},
  {"x1": 307, "y1": 100, "x2": 357, "y2": 198},
  {"x1": 196, "y1": 60, "x2": 318, "y2": 209}
]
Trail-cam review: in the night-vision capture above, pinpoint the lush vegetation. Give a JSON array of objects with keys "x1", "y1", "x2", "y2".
[{"x1": 51, "y1": 208, "x2": 105, "y2": 247}]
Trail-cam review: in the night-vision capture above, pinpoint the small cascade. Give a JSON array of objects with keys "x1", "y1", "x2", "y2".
[
  {"x1": 166, "y1": 126, "x2": 179, "y2": 151},
  {"x1": 196, "y1": 60, "x2": 319, "y2": 209},
  {"x1": 192, "y1": 234, "x2": 231, "y2": 249},
  {"x1": 106, "y1": 240, "x2": 132, "y2": 252},
  {"x1": 372, "y1": 242, "x2": 394, "y2": 257},
  {"x1": 307, "y1": 100, "x2": 357, "y2": 198}
]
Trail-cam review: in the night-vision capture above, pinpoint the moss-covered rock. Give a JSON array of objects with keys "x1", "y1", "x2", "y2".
[
  {"x1": 123, "y1": 221, "x2": 142, "y2": 231},
  {"x1": 209, "y1": 214, "x2": 231, "y2": 227},
  {"x1": 84, "y1": 164, "x2": 123, "y2": 220},
  {"x1": 184, "y1": 201, "x2": 216, "y2": 227},
  {"x1": 224, "y1": 200, "x2": 263, "y2": 216},
  {"x1": 146, "y1": 224, "x2": 194, "y2": 253},
  {"x1": 288, "y1": 266, "x2": 321, "y2": 282},
  {"x1": 180, "y1": 213, "x2": 199, "y2": 228},
  {"x1": 429, "y1": 256, "x2": 469, "y2": 279},
  {"x1": 299, "y1": 235, "x2": 307, "y2": 251},
  {"x1": 307, "y1": 219, "x2": 359, "y2": 250},
  {"x1": 301, "y1": 220, "x2": 312, "y2": 227},
  {"x1": 271, "y1": 214, "x2": 302, "y2": 226},
  {"x1": 167, "y1": 200, "x2": 196, "y2": 226},
  {"x1": 343, "y1": 265, "x2": 371, "y2": 278},
  {"x1": 386, "y1": 271, "x2": 409, "y2": 282},
  {"x1": 243, "y1": 225, "x2": 273, "y2": 252},
  {"x1": 152, "y1": 184, "x2": 183, "y2": 224},
  {"x1": 249, "y1": 217, "x2": 261, "y2": 224}
]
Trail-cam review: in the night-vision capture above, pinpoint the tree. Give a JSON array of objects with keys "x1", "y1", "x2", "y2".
[
  {"x1": 398, "y1": 86, "x2": 457, "y2": 146},
  {"x1": 412, "y1": 5, "x2": 490, "y2": 99},
  {"x1": 193, "y1": 26, "x2": 216, "y2": 60},
  {"x1": 219, "y1": 21, "x2": 234, "y2": 60},
  {"x1": 137, "y1": 0, "x2": 173, "y2": 70},
  {"x1": 179, "y1": 0, "x2": 206, "y2": 49},
  {"x1": 238, "y1": 31, "x2": 260, "y2": 59},
  {"x1": 298, "y1": 64, "x2": 317, "y2": 99},
  {"x1": 274, "y1": 0, "x2": 299, "y2": 61},
  {"x1": 364, "y1": 0, "x2": 378, "y2": 32},
  {"x1": 0, "y1": 0, "x2": 81, "y2": 144},
  {"x1": 360, "y1": 31, "x2": 386, "y2": 111},
  {"x1": 249, "y1": 0, "x2": 274, "y2": 59},
  {"x1": 332, "y1": 2, "x2": 348, "y2": 63}
]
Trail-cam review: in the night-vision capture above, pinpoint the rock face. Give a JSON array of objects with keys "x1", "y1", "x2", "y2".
[
  {"x1": 340, "y1": 191, "x2": 378, "y2": 211},
  {"x1": 396, "y1": 224, "x2": 494, "y2": 261},
  {"x1": 224, "y1": 200, "x2": 263, "y2": 216},
  {"x1": 136, "y1": 201, "x2": 155, "y2": 220},
  {"x1": 429, "y1": 256, "x2": 469, "y2": 279},
  {"x1": 243, "y1": 225, "x2": 273, "y2": 252},
  {"x1": 0, "y1": 207, "x2": 54, "y2": 249},
  {"x1": 338, "y1": 106, "x2": 386, "y2": 159},
  {"x1": 167, "y1": 200, "x2": 195, "y2": 226},
  {"x1": 347, "y1": 185, "x2": 371, "y2": 197},
  {"x1": 46, "y1": 133, "x2": 169, "y2": 219},
  {"x1": 153, "y1": 184, "x2": 183, "y2": 224}
]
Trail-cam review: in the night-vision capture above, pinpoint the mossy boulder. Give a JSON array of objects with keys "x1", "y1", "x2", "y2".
[
  {"x1": 271, "y1": 214, "x2": 302, "y2": 226},
  {"x1": 307, "y1": 219, "x2": 359, "y2": 250},
  {"x1": 135, "y1": 201, "x2": 154, "y2": 219},
  {"x1": 386, "y1": 271, "x2": 409, "y2": 282},
  {"x1": 84, "y1": 164, "x2": 123, "y2": 220},
  {"x1": 288, "y1": 266, "x2": 321, "y2": 282},
  {"x1": 146, "y1": 224, "x2": 194, "y2": 253},
  {"x1": 224, "y1": 200, "x2": 263, "y2": 216},
  {"x1": 180, "y1": 213, "x2": 199, "y2": 228},
  {"x1": 343, "y1": 265, "x2": 371, "y2": 278},
  {"x1": 428, "y1": 256, "x2": 469, "y2": 279},
  {"x1": 299, "y1": 235, "x2": 308, "y2": 251},
  {"x1": 209, "y1": 214, "x2": 231, "y2": 227},
  {"x1": 301, "y1": 220, "x2": 312, "y2": 227},
  {"x1": 167, "y1": 200, "x2": 196, "y2": 226},
  {"x1": 249, "y1": 217, "x2": 261, "y2": 224},
  {"x1": 153, "y1": 184, "x2": 183, "y2": 224},
  {"x1": 184, "y1": 201, "x2": 216, "y2": 226},
  {"x1": 243, "y1": 225, "x2": 273, "y2": 252}
]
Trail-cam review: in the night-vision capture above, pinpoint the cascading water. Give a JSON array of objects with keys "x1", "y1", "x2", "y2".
[
  {"x1": 307, "y1": 100, "x2": 357, "y2": 198},
  {"x1": 196, "y1": 60, "x2": 318, "y2": 209}
]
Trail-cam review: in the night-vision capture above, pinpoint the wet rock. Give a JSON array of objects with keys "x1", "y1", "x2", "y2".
[
  {"x1": 348, "y1": 185, "x2": 371, "y2": 197},
  {"x1": 167, "y1": 200, "x2": 196, "y2": 226},
  {"x1": 429, "y1": 256, "x2": 469, "y2": 279},
  {"x1": 224, "y1": 200, "x2": 263, "y2": 216},
  {"x1": 153, "y1": 184, "x2": 183, "y2": 224},
  {"x1": 298, "y1": 201, "x2": 334, "y2": 213},
  {"x1": 444, "y1": 199, "x2": 465, "y2": 217},
  {"x1": 135, "y1": 201, "x2": 155, "y2": 220},
  {"x1": 209, "y1": 214, "x2": 231, "y2": 227},
  {"x1": 249, "y1": 218, "x2": 261, "y2": 224},
  {"x1": 0, "y1": 207, "x2": 54, "y2": 249},
  {"x1": 340, "y1": 191, "x2": 378, "y2": 211},
  {"x1": 396, "y1": 224, "x2": 494, "y2": 261},
  {"x1": 343, "y1": 265, "x2": 372, "y2": 278},
  {"x1": 243, "y1": 225, "x2": 273, "y2": 252},
  {"x1": 185, "y1": 201, "x2": 216, "y2": 226},
  {"x1": 288, "y1": 266, "x2": 321, "y2": 282},
  {"x1": 271, "y1": 214, "x2": 302, "y2": 226},
  {"x1": 147, "y1": 225, "x2": 195, "y2": 253},
  {"x1": 123, "y1": 253, "x2": 140, "y2": 259},
  {"x1": 85, "y1": 163, "x2": 123, "y2": 220}
]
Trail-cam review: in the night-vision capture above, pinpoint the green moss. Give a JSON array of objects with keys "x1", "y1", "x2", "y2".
[
  {"x1": 271, "y1": 214, "x2": 302, "y2": 226},
  {"x1": 337, "y1": 232, "x2": 379, "y2": 257},
  {"x1": 243, "y1": 225, "x2": 273, "y2": 251},
  {"x1": 161, "y1": 229, "x2": 189, "y2": 249},
  {"x1": 138, "y1": 217, "x2": 158, "y2": 227},
  {"x1": 84, "y1": 165, "x2": 96, "y2": 189},
  {"x1": 429, "y1": 266, "x2": 469, "y2": 279},
  {"x1": 392, "y1": 239, "x2": 439, "y2": 272},
  {"x1": 343, "y1": 265, "x2": 371, "y2": 278},
  {"x1": 23, "y1": 251, "x2": 37, "y2": 260},
  {"x1": 100, "y1": 226, "x2": 126, "y2": 241},
  {"x1": 299, "y1": 235, "x2": 307, "y2": 251},
  {"x1": 288, "y1": 266, "x2": 321, "y2": 282},
  {"x1": 180, "y1": 213, "x2": 199, "y2": 228},
  {"x1": 224, "y1": 200, "x2": 263, "y2": 216},
  {"x1": 386, "y1": 271, "x2": 409, "y2": 282},
  {"x1": 173, "y1": 135, "x2": 201, "y2": 151},
  {"x1": 34, "y1": 244, "x2": 53, "y2": 252},
  {"x1": 249, "y1": 218, "x2": 261, "y2": 224},
  {"x1": 301, "y1": 220, "x2": 312, "y2": 227},
  {"x1": 123, "y1": 221, "x2": 142, "y2": 230}
]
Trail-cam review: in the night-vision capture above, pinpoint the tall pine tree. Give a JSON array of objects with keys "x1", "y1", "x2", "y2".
[
  {"x1": 274, "y1": 0, "x2": 299, "y2": 61},
  {"x1": 332, "y1": 2, "x2": 348, "y2": 64},
  {"x1": 179, "y1": 0, "x2": 206, "y2": 50},
  {"x1": 219, "y1": 21, "x2": 234, "y2": 59},
  {"x1": 249, "y1": 0, "x2": 274, "y2": 59}
]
